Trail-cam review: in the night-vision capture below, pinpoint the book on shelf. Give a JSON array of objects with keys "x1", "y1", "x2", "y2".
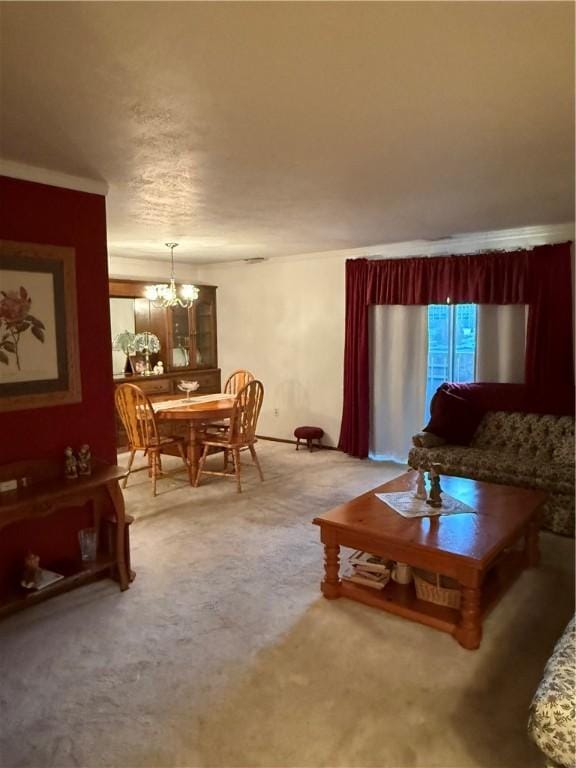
[
  {"x1": 341, "y1": 567, "x2": 390, "y2": 590},
  {"x1": 353, "y1": 566, "x2": 386, "y2": 581},
  {"x1": 25, "y1": 569, "x2": 65, "y2": 591},
  {"x1": 348, "y1": 550, "x2": 390, "y2": 574}
]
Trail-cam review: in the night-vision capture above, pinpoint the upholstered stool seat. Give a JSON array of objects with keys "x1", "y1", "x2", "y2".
[{"x1": 294, "y1": 426, "x2": 324, "y2": 451}]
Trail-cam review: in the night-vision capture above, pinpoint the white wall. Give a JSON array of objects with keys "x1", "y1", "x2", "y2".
[
  {"x1": 198, "y1": 257, "x2": 346, "y2": 446},
  {"x1": 108, "y1": 252, "x2": 347, "y2": 444},
  {"x1": 108, "y1": 256, "x2": 202, "y2": 283}
]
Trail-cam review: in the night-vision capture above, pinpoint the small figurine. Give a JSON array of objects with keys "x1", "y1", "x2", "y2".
[
  {"x1": 156, "y1": 361, "x2": 164, "y2": 374},
  {"x1": 21, "y1": 551, "x2": 40, "y2": 589},
  {"x1": 414, "y1": 469, "x2": 427, "y2": 500},
  {"x1": 64, "y1": 446, "x2": 78, "y2": 479},
  {"x1": 77, "y1": 444, "x2": 92, "y2": 476},
  {"x1": 426, "y1": 467, "x2": 443, "y2": 509}
]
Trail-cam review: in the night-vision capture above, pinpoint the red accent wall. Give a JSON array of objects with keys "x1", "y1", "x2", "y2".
[{"x1": 0, "y1": 175, "x2": 116, "y2": 464}]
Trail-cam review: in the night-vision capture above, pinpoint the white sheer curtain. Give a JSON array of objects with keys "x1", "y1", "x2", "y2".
[
  {"x1": 370, "y1": 305, "x2": 428, "y2": 462},
  {"x1": 476, "y1": 304, "x2": 528, "y2": 383}
]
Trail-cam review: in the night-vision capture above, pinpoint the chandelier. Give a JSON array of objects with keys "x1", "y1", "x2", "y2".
[{"x1": 145, "y1": 243, "x2": 199, "y2": 309}]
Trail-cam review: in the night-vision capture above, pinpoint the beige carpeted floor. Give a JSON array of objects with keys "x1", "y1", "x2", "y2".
[{"x1": 0, "y1": 442, "x2": 573, "y2": 768}]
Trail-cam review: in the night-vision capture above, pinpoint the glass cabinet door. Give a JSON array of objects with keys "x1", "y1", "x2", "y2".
[
  {"x1": 169, "y1": 305, "x2": 191, "y2": 368},
  {"x1": 191, "y1": 289, "x2": 217, "y2": 369}
]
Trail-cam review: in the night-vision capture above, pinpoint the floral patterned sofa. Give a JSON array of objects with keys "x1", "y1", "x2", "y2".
[
  {"x1": 408, "y1": 383, "x2": 575, "y2": 537},
  {"x1": 528, "y1": 616, "x2": 576, "y2": 768}
]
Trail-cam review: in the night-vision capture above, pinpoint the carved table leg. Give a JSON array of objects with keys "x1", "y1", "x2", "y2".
[
  {"x1": 321, "y1": 543, "x2": 341, "y2": 599},
  {"x1": 454, "y1": 586, "x2": 482, "y2": 650},
  {"x1": 524, "y1": 518, "x2": 540, "y2": 568},
  {"x1": 106, "y1": 480, "x2": 130, "y2": 591}
]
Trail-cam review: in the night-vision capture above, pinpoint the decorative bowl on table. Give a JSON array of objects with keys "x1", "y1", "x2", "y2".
[{"x1": 178, "y1": 380, "x2": 200, "y2": 398}]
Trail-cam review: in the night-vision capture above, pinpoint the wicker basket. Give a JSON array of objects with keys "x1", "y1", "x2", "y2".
[{"x1": 413, "y1": 569, "x2": 461, "y2": 609}]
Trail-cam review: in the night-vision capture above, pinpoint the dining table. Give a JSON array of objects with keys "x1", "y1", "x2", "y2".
[{"x1": 152, "y1": 393, "x2": 236, "y2": 482}]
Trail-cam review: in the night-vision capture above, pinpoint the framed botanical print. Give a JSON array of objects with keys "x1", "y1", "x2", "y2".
[{"x1": 0, "y1": 240, "x2": 82, "y2": 412}]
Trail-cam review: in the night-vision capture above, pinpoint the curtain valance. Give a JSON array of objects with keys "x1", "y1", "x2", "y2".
[{"x1": 364, "y1": 249, "x2": 531, "y2": 305}]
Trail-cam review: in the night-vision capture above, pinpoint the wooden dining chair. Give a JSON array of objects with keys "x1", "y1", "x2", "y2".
[
  {"x1": 194, "y1": 379, "x2": 264, "y2": 493},
  {"x1": 114, "y1": 383, "x2": 191, "y2": 496},
  {"x1": 206, "y1": 369, "x2": 256, "y2": 434},
  {"x1": 224, "y1": 369, "x2": 255, "y2": 394}
]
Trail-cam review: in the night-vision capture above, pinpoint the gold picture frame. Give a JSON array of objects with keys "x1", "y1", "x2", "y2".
[{"x1": 0, "y1": 240, "x2": 82, "y2": 412}]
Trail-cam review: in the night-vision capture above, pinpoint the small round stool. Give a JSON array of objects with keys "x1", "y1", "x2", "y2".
[{"x1": 294, "y1": 426, "x2": 324, "y2": 452}]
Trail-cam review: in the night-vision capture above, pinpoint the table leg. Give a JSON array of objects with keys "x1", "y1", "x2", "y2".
[
  {"x1": 321, "y1": 542, "x2": 341, "y2": 599},
  {"x1": 105, "y1": 480, "x2": 129, "y2": 591},
  {"x1": 123, "y1": 514, "x2": 136, "y2": 583},
  {"x1": 454, "y1": 586, "x2": 482, "y2": 650}
]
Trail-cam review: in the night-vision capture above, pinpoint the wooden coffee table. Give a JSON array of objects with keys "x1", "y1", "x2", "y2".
[{"x1": 313, "y1": 471, "x2": 546, "y2": 649}]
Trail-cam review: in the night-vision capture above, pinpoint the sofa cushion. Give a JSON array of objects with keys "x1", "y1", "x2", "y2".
[
  {"x1": 408, "y1": 445, "x2": 574, "y2": 494},
  {"x1": 472, "y1": 412, "x2": 574, "y2": 463},
  {"x1": 554, "y1": 436, "x2": 575, "y2": 466},
  {"x1": 529, "y1": 616, "x2": 576, "y2": 768},
  {"x1": 408, "y1": 444, "x2": 575, "y2": 536},
  {"x1": 424, "y1": 389, "x2": 484, "y2": 446}
]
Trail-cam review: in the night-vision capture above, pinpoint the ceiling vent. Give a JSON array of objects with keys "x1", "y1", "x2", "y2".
[{"x1": 244, "y1": 257, "x2": 267, "y2": 264}]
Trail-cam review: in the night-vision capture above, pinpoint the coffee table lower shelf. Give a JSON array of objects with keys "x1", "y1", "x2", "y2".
[
  {"x1": 332, "y1": 549, "x2": 526, "y2": 643},
  {"x1": 340, "y1": 579, "x2": 459, "y2": 633}
]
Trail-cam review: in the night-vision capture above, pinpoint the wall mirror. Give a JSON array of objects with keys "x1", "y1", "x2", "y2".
[{"x1": 110, "y1": 297, "x2": 136, "y2": 375}]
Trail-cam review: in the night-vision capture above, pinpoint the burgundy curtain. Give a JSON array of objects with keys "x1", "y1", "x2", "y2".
[{"x1": 339, "y1": 242, "x2": 574, "y2": 458}]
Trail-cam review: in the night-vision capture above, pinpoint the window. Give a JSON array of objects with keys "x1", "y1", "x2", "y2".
[{"x1": 425, "y1": 303, "x2": 477, "y2": 418}]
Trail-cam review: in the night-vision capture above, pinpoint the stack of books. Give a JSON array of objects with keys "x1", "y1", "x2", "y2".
[{"x1": 341, "y1": 550, "x2": 391, "y2": 590}]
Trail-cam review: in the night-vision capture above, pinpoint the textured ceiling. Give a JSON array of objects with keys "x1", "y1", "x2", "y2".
[{"x1": 1, "y1": 1, "x2": 574, "y2": 263}]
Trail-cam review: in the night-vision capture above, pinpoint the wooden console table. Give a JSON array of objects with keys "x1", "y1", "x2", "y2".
[{"x1": 0, "y1": 459, "x2": 134, "y2": 618}]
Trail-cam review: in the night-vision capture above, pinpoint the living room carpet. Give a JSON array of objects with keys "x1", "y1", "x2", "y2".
[{"x1": 0, "y1": 442, "x2": 573, "y2": 768}]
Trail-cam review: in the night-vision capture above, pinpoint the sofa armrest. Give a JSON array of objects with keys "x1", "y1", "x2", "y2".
[
  {"x1": 412, "y1": 431, "x2": 447, "y2": 449},
  {"x1": 528, "y1": 616, "x2": 576, "y2": 768}
]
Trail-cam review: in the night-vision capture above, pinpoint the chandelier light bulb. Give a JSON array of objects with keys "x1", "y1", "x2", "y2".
[{"x1": 181, "y1": 284, "x2": 200, "y2": 301}]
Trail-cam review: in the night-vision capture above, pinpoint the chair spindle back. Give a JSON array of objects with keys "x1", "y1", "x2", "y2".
[
  {"x1": 224, "y1": 369, "x2": 255, "y2": 395},
  {"x1": 230, "y1": 380, "x2": 264, "y2": 443},
  {"x1": 115, "y1": 384, "x2": 159, "y2": 450}
]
